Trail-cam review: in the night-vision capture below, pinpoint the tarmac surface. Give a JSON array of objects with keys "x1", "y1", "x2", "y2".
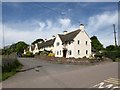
[{"x1": 2, "y1": 58, "x2": 119, "y2": 88}]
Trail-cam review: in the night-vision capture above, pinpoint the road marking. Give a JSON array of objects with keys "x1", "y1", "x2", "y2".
[
  {"x1": 92, "y1": 77, "x2": 120, "y2": 89},
  {"x1": 104, "y1": 78, "x2": 120, "y2": 85}
]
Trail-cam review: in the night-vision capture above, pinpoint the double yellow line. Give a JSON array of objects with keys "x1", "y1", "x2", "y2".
[{"x1": 104, "y1": 78, "x2": 120, "y2": 85}]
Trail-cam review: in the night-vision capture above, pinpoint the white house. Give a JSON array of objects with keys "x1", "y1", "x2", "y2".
[
  {"x1": 24, "y1": 45, "x2": 35, "y2": 54},
  {"x1": 24, "y1": 24, "x2": 91, "y2": 58},
  {"x1": 54, "y1": 24, "x2": 91, "y2": 58},
  {"x1": 38, "y1": 38, "x2": 55, "y2": 53}
]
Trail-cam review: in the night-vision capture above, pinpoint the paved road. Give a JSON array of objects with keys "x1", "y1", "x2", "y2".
[{"x1": 2, "y1": 58, "x2": 119, "y2": 88}]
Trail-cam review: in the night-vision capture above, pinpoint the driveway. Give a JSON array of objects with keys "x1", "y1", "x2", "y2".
[{"x1": 2, "y1": 58, "x2": 119, "y2": 88}]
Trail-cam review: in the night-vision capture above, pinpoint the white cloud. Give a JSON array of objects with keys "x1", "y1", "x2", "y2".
[
  {"x1": 2, "y1": 18, "x2": 76, "y2": 47},
  {"x1": 86, "y1": 11, "x2": 118, "y2": 47},
  {"x1": 59, "y1": 18, "x2": 71, "y2": 28},
  {"x1": 2, "y1": 11, "x2": 118, "y2": 48}
]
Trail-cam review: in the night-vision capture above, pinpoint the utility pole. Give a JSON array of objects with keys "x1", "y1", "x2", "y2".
[{"x1": 113, "y1": 24, "x2": 117, "y2": 47}]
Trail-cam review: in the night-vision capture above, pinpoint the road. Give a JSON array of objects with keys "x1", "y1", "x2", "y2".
[{"x1": 2, "y1": 58, "x2": 119, "y2": 88}]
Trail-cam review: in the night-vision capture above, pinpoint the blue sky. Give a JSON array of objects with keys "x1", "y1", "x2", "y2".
[{"x1": 1, "y1": 2, "x2": 118, "y2": 47}]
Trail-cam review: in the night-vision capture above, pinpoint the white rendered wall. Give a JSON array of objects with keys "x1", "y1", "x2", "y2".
[
  {"x1": 73, "y1": 31, "x2": 91, "y2": 58},
  {"x1": 54, "y1": 35, "x2": 63, "y2": 57}
]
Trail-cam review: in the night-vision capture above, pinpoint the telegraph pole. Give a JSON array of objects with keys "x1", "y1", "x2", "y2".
[{"x1": 113, "y1": 24, "x2": 117, "y2": 47}]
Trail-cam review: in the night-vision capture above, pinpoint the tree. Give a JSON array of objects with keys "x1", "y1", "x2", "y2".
[
  {"x1": 2, "y1": 41, "x2": 28, "y2": 55},
  {"x1": 90, "y1": 36, "x2": 104, "y2": 52},
  {"x1": 106, "y1": 45, "x2": 116, "y2": 51},
  {"x1": 32, "y1": 38, "x2": 44, "y2": 45},
  {"x1": 15, "y1": 41, "x2": 28, "y2": 54}
]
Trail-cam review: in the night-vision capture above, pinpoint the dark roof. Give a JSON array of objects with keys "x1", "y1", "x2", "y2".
[
  {"x1": 38, "y1": 38, "x2": 55, "y2": 49},
  {"x1": 58, "y1": 29, "x2": 81, "y2": 43}
]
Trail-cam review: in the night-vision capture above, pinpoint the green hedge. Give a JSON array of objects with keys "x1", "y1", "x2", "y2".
[
  {"x1": 102, "y1": 50, "x2": 120, "y2": 61},
  {"x1": 2, "y1": 60, "x2": 22, "y2": 81}
]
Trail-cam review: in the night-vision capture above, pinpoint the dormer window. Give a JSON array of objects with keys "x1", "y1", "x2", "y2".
[{"x1": 56, "y1": 42, "x2": 59, "y2": 46}]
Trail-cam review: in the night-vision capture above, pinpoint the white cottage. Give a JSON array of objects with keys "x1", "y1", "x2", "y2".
[
  {"x1": 54, "y1": 24, "x2": 91, "y2": 58},
  {"x1": 24, "y1": 24, "x2": 91, "y2": 58},
  {"x1": 24, "y1": 45, "x2": 35, "y2": 54}
]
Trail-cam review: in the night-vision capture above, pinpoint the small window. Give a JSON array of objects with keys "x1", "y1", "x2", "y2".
[
  {"x1": 69, "y1": 50, "x2": 72, "y2": 55},
  {"x1": 78, "y1": 40, "x2": 80, "y2": 44},
  {"x1": 68, "y1": 41, "x2": 71, "y2": 45},
  {"x1": 60, "y1": 50, "x2": 61, "y2": 55},
  {"x1": 57, "y1": 51, "x2": 59, "y2": 55},
  {"x1": 86, "y1": 50, "x2": 88, "y2": 55},
  {"x1": 86, "y1": 41, "x2": 88, "y2": 45},
  {"x1": 78, "y1": 50, "x2": 80, "y2": 55},
  {"x1": 56, "y1": 42, "x2": 59, "y2": 46}
]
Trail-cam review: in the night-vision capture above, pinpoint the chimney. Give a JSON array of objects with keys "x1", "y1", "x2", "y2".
[
  {"x1": 63, "y1": 30, "x2": 67, "y2": 35},
  {"x1": 44, "y1": 39, "x2": 47, "y2": 42},
  {"x1": 52, "y1": 35, "x2": 55, "y2": 39},
  {"x1": 80, "y1": 24, "x2": 85, "y2": 31}
]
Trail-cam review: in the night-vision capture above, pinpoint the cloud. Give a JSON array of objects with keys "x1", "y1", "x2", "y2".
[
  {"x1": 59, "y1": 18, "x2": 71, "y2": 28},
  {"x1": 2, "y1": 11, "x2": 118, "y2": 48},
  {"x1": 2, "y1": 18, "x2": 76, "y2": 47},
  {"x1": 86, "y1": 11, "x2": 118, "y2": 47}
]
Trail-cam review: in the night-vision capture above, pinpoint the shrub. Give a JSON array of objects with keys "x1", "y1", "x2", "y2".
[
  {"x1": 48, "y1": 53, "x2": 55, "y2": 57},
  {"x1": 102, "y1": 50, "x2": 120, "y2": 61},
  {"x1": 115, "y1": 58, "x2": 120, "y2": 62},
  {"x1": 22, "y1": 51, "x2": 34, "y2": 57},
  {"x1": 2, "y1": 59, "x2": 22, "y2": 81},
  {"x1": 40, "y1": 50, "x2": 49, "y2": 56}
]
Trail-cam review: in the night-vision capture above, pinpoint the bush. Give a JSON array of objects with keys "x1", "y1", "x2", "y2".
[
  {"x1": 48, "y1": 53, "x2": 55, "y2": 57},
  {"x1": 40, "y1": 50, "x2": 49, "y2": 56},
  {"x1": 22, "y1": 51, "x2": 34, "y2": 57},
  {"x1": 2, "y1": 59, "x2": 22, "y2": 81},
  {"x1": 2, "y1": 60, "x2": 22, "y2": 73},
  {"x1": 102, "y1": 50, "x2": 120, "y2": 61},
  {"x1": 115, "y1": 58, "x2": 120, "y2": 62}
]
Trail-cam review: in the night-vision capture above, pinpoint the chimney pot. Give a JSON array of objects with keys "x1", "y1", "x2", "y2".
[
  {"x1": 63, "y1": 30, "x2": 67, "y2": 35},
  {"x1": 80, "y1": 24, "x2": 85, "y2": 31}
]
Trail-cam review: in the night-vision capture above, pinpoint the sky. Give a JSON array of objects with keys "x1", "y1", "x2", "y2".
[{"x1": 1, "y1": 2, "x2": 118, "y2": 48}]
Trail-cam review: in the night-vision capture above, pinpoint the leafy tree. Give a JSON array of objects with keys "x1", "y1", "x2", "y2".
[
  {"x1": 32, "y1": 38, "x2": 44, "y2": 45},
  {"x1": 15, "y1": 41, "x2": 28, "y2": 54},
  {"x1": 2, "y1": 41, "x2": 28, "y2": 55},
  {"x1": 90, "y1": 36, "x2": 104, "y2": 52},
  {"x1": 106, "y1": 45, "x2": 116, "y2": 51}
]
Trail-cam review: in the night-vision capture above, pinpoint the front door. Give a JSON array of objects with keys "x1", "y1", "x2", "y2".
[{"x1": 63, "y1": 49, "x2": 67, "y2": 58}]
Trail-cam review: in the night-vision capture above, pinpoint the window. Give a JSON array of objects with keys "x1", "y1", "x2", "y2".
[
  {"x1": 86, "y1": 50, "x2": 88, "y2": 55},
  {"x1": 56, "y1": 42, "x2": 59, "y2": 46},
  {"x1": 69, "y1": 50, "x2": 72, "y2": 55},
  {"x1": 78, "y1": 40, "x2": 80, "y2": 44},
  {"x1": 57, "y1": 51, "x2": 59, "y2": 55},
  {"x1": 60, "y1": 50, "x2": 61, "y2": 55},
  {"x1": 78, "y1": 50, "x2": 80, "y2": 55},
  {"x1": 86, "y1": 41, "x2": 88, "y2": 45},
  {"x1": 68, "y1": 41, "x2": 71, "y2": 45}
]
